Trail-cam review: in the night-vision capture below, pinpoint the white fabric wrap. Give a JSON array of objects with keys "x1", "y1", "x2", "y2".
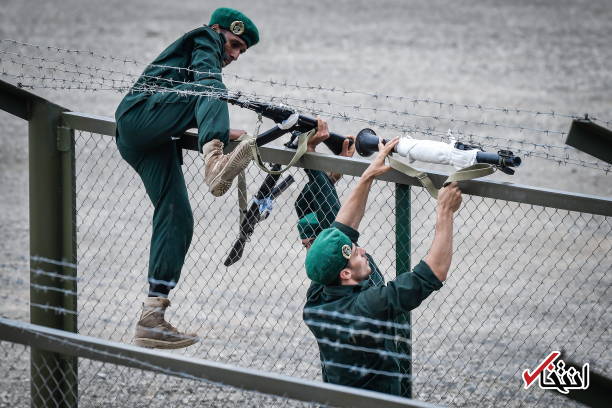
[{"x1": 396, "y1": 138, "x2": 478, "y2": 169}]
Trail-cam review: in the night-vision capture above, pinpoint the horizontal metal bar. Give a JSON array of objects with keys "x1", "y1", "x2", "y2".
[
  {"x1": 60, "y1": 111, "x2": 612, "y2": 217},
  {"x1": 62, "y1": 111, "x2": 117, "y2": 136},
  {"x1": 566, "y1": 119, "x2": 612, "y2": 165},
  {"x1": 0, "y1": 318, "x2": 437, "y2": 408},
  {"x1": 0, "y1": 79, "x2": 67, "y2": 120}
]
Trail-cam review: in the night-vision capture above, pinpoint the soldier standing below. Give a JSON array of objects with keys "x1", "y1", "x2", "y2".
[
  {"x1": 115, "y1": 8, "x2": 259, "y2": 349},
  {"x1": 303, "y1": 136, "x2": 463, "y2": 395}
]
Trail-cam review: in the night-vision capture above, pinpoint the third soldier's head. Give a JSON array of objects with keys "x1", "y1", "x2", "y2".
[{"x1": 305, "y1": 228, "x2": 372, "y2": 286}]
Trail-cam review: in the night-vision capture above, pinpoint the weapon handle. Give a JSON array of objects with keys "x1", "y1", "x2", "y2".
[
  {"x1": 269, "y1": 175, "x2": 295, "y2": 199},
  {"x1": 224, "y1": 94, "x2": 354, "y2": 153},
  {"x1": 476, "y1": 151, "x2": 522, "y2": 167},
  {"x1": 255, "y1": 125, "x2": 293, "y2": 147},
  {"x1": 295, "y1": 115, "x2": 353, "y2": 154},
  {"x1": 254, "y1": 164, "x2": 282, "y2": 199},
  {"x1": 224, "y1": 238, "x2": 246, "y2": 266}
]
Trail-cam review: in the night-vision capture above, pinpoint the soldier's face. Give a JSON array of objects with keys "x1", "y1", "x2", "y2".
[
  {"x1": 221, "y1": 30, "x2": 247, "y2": 67},
  {"x1": 347, "y1": 245, "x2": 371, "y2": 282}
]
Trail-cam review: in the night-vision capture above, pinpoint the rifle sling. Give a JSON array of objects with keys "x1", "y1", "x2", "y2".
[
  {"x1": 247, "y1": 129, "x2": 315, "y2": 175},
  {"x1": 388, "y1": 157, "x2": 495, "y2": 199}
]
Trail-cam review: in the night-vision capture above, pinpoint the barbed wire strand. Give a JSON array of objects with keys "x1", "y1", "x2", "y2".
[
  {"x1": 0, "y1": 48, "x2": 577, "y2": 138},
  {"x1": 2, "y1": 54, "x2": 611, "y2": 172},
  {"x1": 2, "y1": 321, "x2": 325, "y2": 405},
  {"x1": 2, "y1": 38, "x2": 610, "y2": 126}
]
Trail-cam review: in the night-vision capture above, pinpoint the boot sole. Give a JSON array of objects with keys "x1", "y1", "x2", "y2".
[
  {"x1": 134, "y1": 337, "x2": 199, "y2": 350},
  {"x1": 209, "y1": 141, "x2": 253, "y2": 197}
]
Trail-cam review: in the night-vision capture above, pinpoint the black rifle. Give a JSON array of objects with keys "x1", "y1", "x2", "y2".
[
  {"x1": 219, "y1": 93, "x2": 354, "y2": 154},
  {"x1": 224, "y1": 164, "x2": 295, "y2": 267}
]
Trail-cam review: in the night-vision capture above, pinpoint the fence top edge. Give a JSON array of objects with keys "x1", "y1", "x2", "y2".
[
  {"x1": 0, "y1": 79, "x2": 67, "y2": 120},
  {"x1": 61, "y1": 110, "x2": 612, "y2": 217}
]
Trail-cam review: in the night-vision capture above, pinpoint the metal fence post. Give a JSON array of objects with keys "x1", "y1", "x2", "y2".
[
  {"x1": 29, "y1": 100, "x2": 78, "y2": 408},
  {"x1": 395, "y1": 183, "x2": 411, "y2": 398}
]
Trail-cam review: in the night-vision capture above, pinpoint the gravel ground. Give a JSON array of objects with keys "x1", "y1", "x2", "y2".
[{"x1": 1, "y1": 0, "x2": 611, "y2": 407}]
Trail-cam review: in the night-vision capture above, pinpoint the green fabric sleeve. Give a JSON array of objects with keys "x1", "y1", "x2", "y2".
[
  {"x1": 191, "y1": 29, "x2": 230, "y2": 147},
  {"x1": 353, "y1": 260, "x2": 443, "y2": 318},
  {"x1": 305, "y1": 169, "x2": 341, "y2": 230},
  {"x1": 191, "y1": 30, "x2": 224, "y2": 81},
  {"x1": 331, "y1": 221, "x2": 360, "y2": 243}
]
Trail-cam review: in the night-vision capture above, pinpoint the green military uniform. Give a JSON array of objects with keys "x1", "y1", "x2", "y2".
[
  {"x1": 115, "y1": 9, "x2": 258, "y2": 294},
  {"x1": 297, "y1": 170, "x2": 443, "y2": 396},
  {"x1": 295, "y1": 169, "x2": 339, "y2": 239}
]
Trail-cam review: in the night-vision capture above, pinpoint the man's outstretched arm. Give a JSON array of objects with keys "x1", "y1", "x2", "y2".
[
  {"x1": 335, "y1": 138, "x2": 399, "y2": 230},
  {"x1": 423, "y1": 182, "x2": 462, "y2": 282}
]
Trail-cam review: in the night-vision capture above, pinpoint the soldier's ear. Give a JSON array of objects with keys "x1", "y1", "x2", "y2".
[
  {"x1": 210, "y1": 24, "x2": 221, "y2": 32},
  {"x1": 338, "y1": 268, "x2": 351, "y2": 282}
]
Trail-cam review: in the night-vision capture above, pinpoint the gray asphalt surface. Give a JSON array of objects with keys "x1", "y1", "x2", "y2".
[{"x1": 1, "y1": 1, "x2": 610, "y2": 407}]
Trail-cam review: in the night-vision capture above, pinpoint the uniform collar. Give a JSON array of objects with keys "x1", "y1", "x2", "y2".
[
  {"x1": 322, "y1": 279, "x2": 369, "y2": 298},
  {"x1": 213, "y1": 28, "x2": 229, "y2": 65}
]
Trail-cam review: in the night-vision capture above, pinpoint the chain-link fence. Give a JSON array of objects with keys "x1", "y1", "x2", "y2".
[
  {"x1": 0, "y1": 338, "x2": 323, "y2": 408},
  {"x1": 70, "y1": 128, "x2": 610, "y2": 407},
  {"x1": 1, "y1": 107, "x2": 611, "y2": 407}
]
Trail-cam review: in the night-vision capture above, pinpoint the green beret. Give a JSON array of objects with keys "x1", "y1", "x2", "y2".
[
  {"x1": 209, "y1": 7, "x2": 259, "y2": 48},
  {"x1": 305, "y1": 228, "x2": 353, "y2": 285},
  {"x1": 297, "y1": 212, "x2": 322, "y2": 240}
]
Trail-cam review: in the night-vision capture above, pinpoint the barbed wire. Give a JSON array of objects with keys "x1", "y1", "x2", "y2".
[
  {"x1": 2, "y1": 38, "x2": 610, "y2": 127},
  {"x1": 31, "y1": 255, "x2": 77, "y2": 269},
  {"x1": 7, "y1": 69, "x2": 611, "y2": 172},
  {"x1": 2, "y1": 47, "x2": 579, "y2": 139},
  {"x1": 0, "y1": 319, "x2": 321, "y2": 406},
  {"x1": 2, "y1": 288, "x2": 418, "y2": 381},
  {"x1": 314, "y1": 337, "x2": 412, "y2": 361},
  {"x1": 0, "y1": 47, "x2": 586, "y2": 141},
  {"x1": 8, "y1": 261, "x2": 419, "y2": 347},
  {"x1": 321, "y1": 361, "x2": 412, "y2": 379},
  {"x1": 15, "y1": 276, "x2": 416, "y2": 336},
  {"x1": 2, "y1": 44, "x2": 611, "y2": 173},
  {"x1": 3, "y1": 45, "x2": 610, "y2": 173},
  {"x1": 1, "y1": 43, "x2": 609, "y2": 141},
  {"x1": 304, "y1": 309, "x2": 411, "y2": 331},
  {"x1": 31, "y1": 268, "x2": 80, "y2": 281},
  {"x1": 303, "y1": 319, "x2": 412, "y2": 345}
]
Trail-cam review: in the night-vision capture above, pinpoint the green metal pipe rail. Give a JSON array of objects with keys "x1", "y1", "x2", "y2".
[
  {"x1": 1, "y1": 317, "x2": 441, "y2": 408},
  {"x1": 59, "y1": 110, "x2": 612, "y2": 217},
  {"x1": 1, "y1": 80, "x2": 78, "y2": 408},
  {"x1": 2, "y1": 78, "x2": 612, "y2": 407}
]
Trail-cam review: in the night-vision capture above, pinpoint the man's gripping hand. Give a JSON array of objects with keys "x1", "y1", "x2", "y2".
[
  {"x1": 327, "y1": 135, "x2": 355, "y2": 183},
  {"x1": 437, "y1": 182, "x2": 462, "y2": 215},
  {"x1": 229, "y1": 129, "x2": 248, "y2": 141},
  {"x1": 361, "y1": 137, "x2": 399, "y2": 180},
  {"x1": 307, "y1": 118, "x2": 330, "y2": 153},
  {"x1": 339, "y1": 135, "x2": 356, "y2": 158}
]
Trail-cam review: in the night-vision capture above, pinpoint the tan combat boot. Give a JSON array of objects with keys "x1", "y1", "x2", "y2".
[
  {"x1": 134, "y1": 297, "x2": 199, "y2": 349},
  {"x1": 202, "y1": 138, "x2": 253, "y2": 197}
]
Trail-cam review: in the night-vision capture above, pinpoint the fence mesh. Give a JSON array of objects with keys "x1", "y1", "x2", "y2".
[
  {"x1": 1, "y1": 127, "x2": 610, "y2": 407},
  {"x1": 0, "y1": 340, "x2": 313, "y2": 408},
  {"x1": 75, "y1": 130, "x2": 610, "y2": 406}
]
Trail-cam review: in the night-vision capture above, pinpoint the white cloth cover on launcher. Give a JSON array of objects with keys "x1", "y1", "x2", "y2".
[{"x1": 396, "y1": 138, "x2": 478, "y2": 169}]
